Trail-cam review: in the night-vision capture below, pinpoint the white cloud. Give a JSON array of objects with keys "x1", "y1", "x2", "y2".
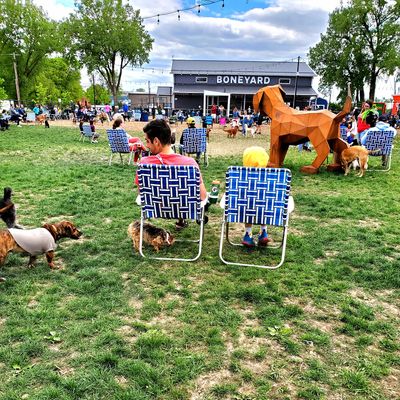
[{"x1": 33, "y1": 0, "x2": 344, "y2": 92}]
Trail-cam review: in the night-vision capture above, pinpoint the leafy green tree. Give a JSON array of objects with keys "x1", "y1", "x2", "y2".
[
  {"x1": 0, "y1": 0, "x2": 61, "y2": 102},
  {"x1": 32, "y1": 58, "x2": 84, "y2": 107},
  {"x1": 64, "y1": 0, "x2": 153, "y2": 106},
  {"x1": 0, "y1": 78, "x2": 8, "y2": 100},
  {"x1": 309, "y1": 0, "x2": 400, "y2": 101},
  {"x1": 85, "y1": 84, "x2": 110, "y2": 105}
]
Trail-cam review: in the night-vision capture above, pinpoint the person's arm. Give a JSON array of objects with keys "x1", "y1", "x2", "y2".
[{"x1": 199, "y1": 181, "x2": 207, "y2": 201}]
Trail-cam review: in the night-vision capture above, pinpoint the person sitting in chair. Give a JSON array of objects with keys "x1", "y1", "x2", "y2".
[{"x1": 135, "y1": 119, "x2": 207, "y2": 229}]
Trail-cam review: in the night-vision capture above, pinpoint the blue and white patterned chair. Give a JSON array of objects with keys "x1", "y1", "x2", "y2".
[
  {"x1": 182, "y1": 128, "x2": 208, "y2": 167},
  {"x1": 106, "y1": 129, "x2": 133, "y2": 166},
  {"x1": 80, "y1": 124, "x2": 94, "y2": 142},
  {"x1": 364, "y1": 130, "x2": 396, "y2": 171},
  {"x1": 340, "y1": 126, "x2": 348, "y2": 142},
  {"x1": 219, "y1": 167, "x2": 293, "y2": 269},
  {"x1": 137, "y1": 164, "x2": 205, "y2": 261}
]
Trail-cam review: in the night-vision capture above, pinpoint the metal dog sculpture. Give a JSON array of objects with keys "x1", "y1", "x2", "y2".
[{"x1": 253, "y1": 85, "x2": 351, "y2": 173}]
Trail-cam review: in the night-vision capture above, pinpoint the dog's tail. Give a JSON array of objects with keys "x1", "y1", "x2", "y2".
[
  {"x1": 334, "y1": 96, "x2": 352, "y2": 122},
  {"x1": 368, "y1": 148, "x2": 381, "y2": 155},
  {"x1": 3, "y1": 187, "x2": 12, "y2": 201}
]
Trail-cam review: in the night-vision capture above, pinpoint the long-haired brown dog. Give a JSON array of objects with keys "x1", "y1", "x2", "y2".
[
  {"x1": 0, "y1": 221, "x2": 82, "y2": 281},
  {"x1": 128, "y1": 221, "x2": 174, "y2": 252},
  {"x1": 341, "y1": 146, "x2": 380, "y2": 177},
  {"x1": 224, "y1": 126, "x2": 238, "y2": 138},
  {"x1": 0, "y1": 187, "x2": 19, "y2": 229}
]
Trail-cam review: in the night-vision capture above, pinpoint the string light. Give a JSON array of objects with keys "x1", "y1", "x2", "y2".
[
  {"x1": 157, "y1": 14, "x2": 159, "y2": 24},
  {"x1": 142, "y1": 0, "x2": 224, "y2": 21},
  {"x1": 177, "y1": 10, "x2": 180, "y2": 21}
]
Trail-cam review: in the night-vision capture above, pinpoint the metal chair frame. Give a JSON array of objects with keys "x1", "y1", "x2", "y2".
[
  {"x1": 137, "y1": 164, "x2": 205, "y2": 262},
  {"x1": 219, "y1": 167, "x2": 293, "y2": 269}
]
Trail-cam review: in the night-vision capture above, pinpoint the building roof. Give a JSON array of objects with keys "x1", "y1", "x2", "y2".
[
  {"x1": 171, "y1": 59, "x2": 316, "y2": 77},
  {"x1": 157, "y1": 86, "x2": 173, "y2": 95},
  {"x1": 173, "y1": 85, "x2": 317, "y2": 97}
]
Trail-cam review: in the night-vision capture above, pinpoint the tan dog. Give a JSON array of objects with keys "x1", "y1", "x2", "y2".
[
  {"x1": 36, "y1": 114, "x2": 47, "y2": 125},
  {"x1": 0, "y1": 221, "x2": 82, "y2": 281},
  {"x1": 341, "y1": 146, "x2": 379, "y2": 177},
  {"x1": 128, "y1": 221, "x2": 174, "y2": 252},
  {"x1": 224, "y1": 126, "x2": 238, "y2": 138},
  {"x1": 253, "y1": 85, "x2": 351, "y2": 173}
]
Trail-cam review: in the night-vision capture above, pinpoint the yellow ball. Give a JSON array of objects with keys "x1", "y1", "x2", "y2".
[{"x1": 243, "y1": 146, "x2": 269, "y2": 168}]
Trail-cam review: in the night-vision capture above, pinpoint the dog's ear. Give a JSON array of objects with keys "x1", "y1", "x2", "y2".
[
  {"x1": 43, "y1": 223, "x2": 58, "y2": 240},
  {"x1": 3, "y1": 187, "x2": 12, "y2": 201}
]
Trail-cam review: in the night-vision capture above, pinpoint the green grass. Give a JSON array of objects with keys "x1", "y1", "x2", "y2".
[{"x1": 0, "y1": 124, "x2": 399, "y2": 399}]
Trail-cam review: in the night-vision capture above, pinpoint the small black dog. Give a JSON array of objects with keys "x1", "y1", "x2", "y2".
[
  {"x1": 45, "y1": 120, "x2": 50, "y2": 128},
  {"x1": 0, "y1": 187, "x2": 20, "y2": 228}
]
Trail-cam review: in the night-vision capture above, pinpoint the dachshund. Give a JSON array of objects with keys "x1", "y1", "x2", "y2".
[
  {"x1": 128, "y1": 220, "x2": 174, "y2": 252},
  {"x1": 253, "y1": 84, "x2": 351, "y2": 173},
  {"x1": 0, "y1": 220, "x2": 82, "y2": 281}
]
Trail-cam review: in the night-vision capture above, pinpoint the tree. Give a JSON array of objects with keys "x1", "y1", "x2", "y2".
[
  {"x1": 64, "y1": 0, "x2": 153, "y2": 106},
  {"x1": 0, "y1": 0, "x2": 61, "y2": 102},
  {"x1": 309, "y1": 0, "x2": 400, "y2": 101},
  {"x1": 0, "y1": 78, "x2": 8, "y2": 100},
  {"x1": 85, "y1": 83, "x2": 110, "y2": 105},
  {"x1": 32, "y1": 58, "x2": 84, "y2": 107}
]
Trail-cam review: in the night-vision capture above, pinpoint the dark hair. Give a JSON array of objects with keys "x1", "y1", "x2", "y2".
[
  {"x1": 143, "y1": 119, "x2": 172, "y2": 146},
  {"x1": 365, "y1": 110, "x2": 378, "y2": 127},
  {"x1": 112, "y1": 118, "x2": 123, "y2": 129},
  {"x1": 365, "y1": 99, "x2": 373, "y2": 108}
]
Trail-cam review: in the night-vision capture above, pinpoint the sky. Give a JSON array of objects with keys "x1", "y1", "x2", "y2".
[{"x1": 32, "y1": 0, "x2": 397, "y2": 100}]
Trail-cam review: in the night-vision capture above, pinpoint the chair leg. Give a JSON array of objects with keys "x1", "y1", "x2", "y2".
[
  {"x1": 128, "y1": 152, "x2": 133, "y2": 165},
  {"x1": 108, "y1": 153, "x2": 113, "y2": 166},
  {"x1": 119, "y1": 153, "x2": 123, "y2": 164}
]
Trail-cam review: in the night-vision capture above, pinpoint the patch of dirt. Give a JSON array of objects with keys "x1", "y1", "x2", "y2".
[
  {"x1": 378, "y1": 368, "x2": 400, "y2": 400},
  {"x1": 117, "y1": 325, "x2": 137, "y2": 344},
  {"x1": 190, "y1": 369, "x2": 233, "y2": 400},
  {"x1": 115, "y1": 375, "x2": 129, "y2": 388},
  {"x1": 128, "y1": 297, "x2": 143, "y2": 311},
  {"x1": 356, "y1": 218, "x2": 382, "y2": 229},
  {"x1": 348, "y1": 288, "x2": 400, "y2": 319}
]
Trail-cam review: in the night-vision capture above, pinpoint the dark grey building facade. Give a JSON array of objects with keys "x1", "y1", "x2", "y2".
[{"x1": 171, "y1": 60, "x2": 317, "y2": 114}]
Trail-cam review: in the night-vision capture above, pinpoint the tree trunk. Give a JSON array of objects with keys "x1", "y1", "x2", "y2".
[
  {"x1": 369, "y1": 72, "x2": 377, "y2": 101},
  {"x1": 360, "y1": 87, "x2": 365, "y2": 102}
]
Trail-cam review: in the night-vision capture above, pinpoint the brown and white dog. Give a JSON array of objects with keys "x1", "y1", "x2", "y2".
[
  {"x1": 253, "y1": 84, "x2": 351, "y2": 173},
  {"x1": 128, "y1": 221, "x2": 174, "y2": 252},
  {"x1": 341, "y1": 146, "x2": 380, "y2": 177},
  {"x1": 0, "y1": 220, "x2": 82, "y2": 281},
  {"x1": 224, "y1": 125, "x2": 238, "y2": 138}
]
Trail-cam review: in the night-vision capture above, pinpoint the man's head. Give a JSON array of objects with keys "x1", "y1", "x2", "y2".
[
  {"x1": 143, "y1": 119, "x2": 172, "y2": 154},
  {"x1": 365, "y1": 110, "x2": 378, "y2": 127}
]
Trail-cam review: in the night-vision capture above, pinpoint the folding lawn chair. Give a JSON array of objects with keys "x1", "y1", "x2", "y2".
[
  {"x1": 137, "y1": 164, "x2": 206, "y2": 261},
  {"x1": 364, "y1": 130, "x2": 396, "y2": 171},
  {"x1": 106, "y1": 129, "x2": 133, "y2": 166},
  {"x1": 182, "y1": 128, "x2": 208, "y2": 167},
  {"x1": 219, "y1": 167, "x2": 293, "y2": 269},
  {"x1": 80, "y1": 124, "x2": 94, "y2": 142},
  {"x1": 340, "y1": 126, "x2": 348, "y2": 142}
]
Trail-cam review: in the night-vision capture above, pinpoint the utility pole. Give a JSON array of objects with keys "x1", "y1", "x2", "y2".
[
  {"x1": 12, "y1": 53, "x2": 21, "y2": 107},
  {"x1": 293, "y1": 56, "x2": 300, "y2": 109},
  {"x1": 148, "y1": 80, "x2": 151, "y2": 108},
  {"x1": 92, "y1": 73, "x2": 96, "y2": 106}
]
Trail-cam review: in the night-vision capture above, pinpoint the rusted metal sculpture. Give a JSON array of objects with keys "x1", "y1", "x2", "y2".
[{"x1": 253, "y1": 85, "x2": 351, "y2": 174}]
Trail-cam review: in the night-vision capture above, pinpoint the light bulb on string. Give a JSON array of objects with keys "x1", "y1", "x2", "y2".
[
  {"x1": 198, "y1": 5, "x2": 200, "y2": 14},
  {"x1": 222, "y1": 0, "x2": 224, "y2": 7},
  {"x1": 157, "y1": 14, "x2": 159, "y2": 24},
  {"x1": 177, "y1": 10, "x2": 180, "y2": 20}
]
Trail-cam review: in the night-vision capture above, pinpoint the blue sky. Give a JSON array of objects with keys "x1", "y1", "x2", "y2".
[{"x1": 35, "y1": 0, "x2": 343, "y2": 91}]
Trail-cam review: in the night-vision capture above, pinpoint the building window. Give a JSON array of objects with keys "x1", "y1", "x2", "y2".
[
  {"x1": 196, "y1": 76, "x2": 208, "y2": 83},
  {"x1": 279, "y1": 78, "x2": 291, "y2": 85}
]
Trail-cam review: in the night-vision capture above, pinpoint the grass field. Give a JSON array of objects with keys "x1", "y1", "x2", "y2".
[{"x1": 0, "y1": 124, "x2": 399, "y2": 400}]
